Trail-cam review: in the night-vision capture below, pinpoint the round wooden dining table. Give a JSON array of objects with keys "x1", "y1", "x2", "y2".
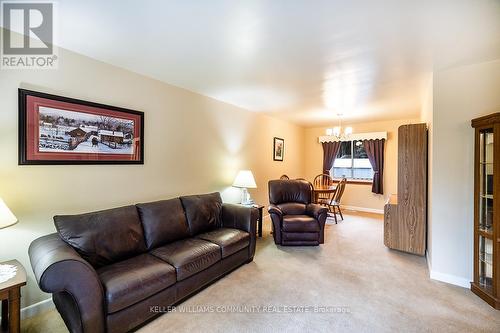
[{"x1": 312, "y1": 184, "x2": 337, "y2": 203}]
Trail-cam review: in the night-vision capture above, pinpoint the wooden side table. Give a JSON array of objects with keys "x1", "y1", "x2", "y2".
[
  {"x1": 0, "y1": 260, "x2": 26, "y2": 333},
  {"x1": 254, "y1": 205, "x2": 264, "y2": 237}
]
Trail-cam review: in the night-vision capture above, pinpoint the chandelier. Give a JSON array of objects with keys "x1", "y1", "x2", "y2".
[{"x1": 325, "y1": 114, "x2": 352, "y2": 140}]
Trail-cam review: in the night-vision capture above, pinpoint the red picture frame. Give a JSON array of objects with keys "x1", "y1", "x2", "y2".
[{"x1": 18, "y1": 89, "x2": 144, "y2": 165}]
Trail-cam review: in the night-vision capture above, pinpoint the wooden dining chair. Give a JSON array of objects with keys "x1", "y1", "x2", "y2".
[
  {"x1": 280, "y1": 174, "x2": 290, "y2": 180},
  {"x1": 326, "y1": 177, "x2": 347, "y2": 224},
  {"x1": 313, "y1": 173, "x2": 332, "y2": 204}
]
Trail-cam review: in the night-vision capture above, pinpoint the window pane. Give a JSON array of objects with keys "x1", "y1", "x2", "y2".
[
  {"x1": 352, "y1": 140, "x2": 372, "y2": 179},
  {"x1": 333, "y1": 167, "x2": 352, "y2": 179},
  {"x1": 352, "y1": 168, "x2": 374, "y2": 180},
  {"x1": 334, "y1": 158, "x2": 352, "y2": 167},
  {"x1": 332, "y1": 140, "x2": 374, "y2": 180},
  {"x1": 336, "y1": 141, "x2": 352, "y2": 159},
  {"x1": 353, "y1": 158, "x2": 372, "y2": 168},
  {"x1": 334, "y1": 141, "x2": 352, "y2": 167},
  {"x1": 353, "y1": 140, "x2": 368, "y2": 158}
]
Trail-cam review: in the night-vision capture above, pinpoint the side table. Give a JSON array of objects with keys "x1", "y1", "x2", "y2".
[{"x1": 0, "y1": 260, "x2": 26, "y2": 333}]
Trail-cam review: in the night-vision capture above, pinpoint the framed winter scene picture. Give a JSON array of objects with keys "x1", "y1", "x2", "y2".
[
  {"x1": 273, "y1": 137, "x2": 284, "y2": 161},
  {"x1": 18, "y1": 89, "x2": 144, "y2": 165}
]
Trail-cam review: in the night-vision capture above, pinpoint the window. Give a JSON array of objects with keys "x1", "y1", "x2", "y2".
[{"x1": 331, "y1": 140, "x2": 374, "y2": 180}]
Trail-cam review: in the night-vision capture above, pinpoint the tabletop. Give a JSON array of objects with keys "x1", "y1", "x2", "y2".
[
  {"x1": 312, "y1": 185, "x2": 337, "y2": 192},
  {"x1": 241, "y1": 203, "x2": 264, "y2": 209},
  {"x1": 0, "y1": 260, "x2": 26, "y2": 291}
]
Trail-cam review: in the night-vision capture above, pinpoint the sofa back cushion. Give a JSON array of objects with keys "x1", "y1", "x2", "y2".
[
  {"x1": 136, "y1": 198, "x2": 190, "y2": 249},
  {"x1": 277, "y1": 202, "x2": 307, "y2": 215},
  {"x1": 54, "y1": 205, "x2": 146, "y2": 268},
  {"x1": 180, "y1": 192, "x2": 222, "y2": 236},
  {"x1": 268, "y1": 179, "x2": 312, "y2": 205}
]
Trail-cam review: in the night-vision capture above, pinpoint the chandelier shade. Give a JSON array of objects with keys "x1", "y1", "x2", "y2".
[{"x1": 325, "y1": 115, "x2": 353, "y2": 140}]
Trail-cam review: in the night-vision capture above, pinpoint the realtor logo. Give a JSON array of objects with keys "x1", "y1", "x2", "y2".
[{"x1": 1, "y1": 1, "x2": 57, "y2": 69}]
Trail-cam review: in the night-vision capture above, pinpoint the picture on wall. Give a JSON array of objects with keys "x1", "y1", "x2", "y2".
[
  {"x1": 273, "y1": 137, "x2": 284, "y2": 161},
  {"x1": 18, "y1": 89, "x2": 144, "y2": 165}
]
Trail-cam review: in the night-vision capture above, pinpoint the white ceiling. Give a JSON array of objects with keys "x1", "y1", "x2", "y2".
[{"x1": 17, "y1": 1, "x2": 500, "y2": 126}]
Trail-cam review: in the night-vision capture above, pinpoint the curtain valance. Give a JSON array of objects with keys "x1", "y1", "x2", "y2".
[{"x1": 318, "y1": 131, "x2": 387, "y2": 143}]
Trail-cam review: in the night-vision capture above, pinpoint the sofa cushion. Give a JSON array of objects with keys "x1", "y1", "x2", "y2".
[
  {"x1": 54, "y1": 205, "x2": 146, "y2": 267},
  {"x1": 136, "y1": 198, "x2": 190, "y2": 249},
  {"x1": 150, "y1": 238, "x2": 221, "y2": 281},
  {"x1": 268, "y1": 179, "x2": 311, "y2": 205},
  {"x1": 196, "y1": 228, "x2": 250, "y2": 258},
  {"x1": 97, "y1": 253, "x2": 176, "y2": 314},
  {"x1": 282, "y1": 232, "x2": 320, "y2": 242},
  {"x1": 180, "y1": 192, "x2": 222, "y2": 236},
  {"x1": 282, "y1": 215, "x2": 320, "y2": 232}
]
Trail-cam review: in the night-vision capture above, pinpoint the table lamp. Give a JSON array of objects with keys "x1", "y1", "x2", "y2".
[
  {"x1": 0, "y1": 198, "x2": 18, "y2": 283},
  {"x1": 0, "y1": 198, "x2": 17, "y2": 230},
  {"x1": 232, "y1": 170, "x2": 257, "y2": 205}
]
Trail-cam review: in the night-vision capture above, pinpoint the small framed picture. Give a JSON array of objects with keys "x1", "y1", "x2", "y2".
[
  {"x1": 273, "y1": 137, "x2": 284, "y2": 161},
  {"x1": 18, "y1": 89, "x2": 144, "y2": 165}
]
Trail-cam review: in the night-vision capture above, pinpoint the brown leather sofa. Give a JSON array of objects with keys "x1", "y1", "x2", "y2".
[
  {"x1": 28, "y1": 192, "x2": 257, "y2": 333},
  {"x1": 268, "y1": 179, "x2": 328, "y2": 246}
]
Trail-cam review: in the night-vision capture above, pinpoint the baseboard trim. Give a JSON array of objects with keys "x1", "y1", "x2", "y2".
[
  {"x1": 429, "y1": 270, "x2": 470, "y2": 288},
  {"x1": 425, "y1": 250, "x2": 470, "y2": 288},
  {"x1": 21, "y1": 298, "x2": 54, "y2": 319},
  {"x1": 426, "y1": 250, "x2": 432, "y2": 273},
  {"x1": 341, "y1": 205, "x2": 384, "y2": 215}
]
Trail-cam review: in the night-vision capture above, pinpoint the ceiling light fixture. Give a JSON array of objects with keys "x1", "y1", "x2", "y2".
[{"x1": 325, "y1": 113, "x2": 352, "y2": 140}]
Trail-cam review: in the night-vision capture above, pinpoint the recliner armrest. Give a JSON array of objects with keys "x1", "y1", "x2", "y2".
[
  {"x1": 306, "y1": 203, "x2": 328, "y2": 220},
  {"x1": 306, "y1": 204, "x2": 328, "y2": 244},
  {"x1": 268, "y1": 204, "x2": 283, "y2": 217},
  {"x1": 268, "y1": 204, "x2": 284, "y2": 245},
  {"x1": 29, "y1": 233, "x2": 105, "y2": 333}
]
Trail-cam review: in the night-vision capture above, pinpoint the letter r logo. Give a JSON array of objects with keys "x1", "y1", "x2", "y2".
[{"x1": 2, "y1": 2, "x2": 53, "y2": 55}]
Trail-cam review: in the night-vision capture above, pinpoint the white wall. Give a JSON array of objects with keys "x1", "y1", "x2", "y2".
[
  {"x1": 0, "y1": 42, "x2": 305, "y2": 308},
  {"x1": 430, "y1": 59, "x2": 500, "y2": 286}
]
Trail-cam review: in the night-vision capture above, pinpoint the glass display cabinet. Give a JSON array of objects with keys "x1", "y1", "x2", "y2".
[{"x1": 471, "y1": 113, "x2": 500, "y2": 309}]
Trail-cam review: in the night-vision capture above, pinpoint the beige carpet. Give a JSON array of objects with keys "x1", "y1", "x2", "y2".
[{"x1": 22, "y1": 211, "x2": 500, "y2": 333}]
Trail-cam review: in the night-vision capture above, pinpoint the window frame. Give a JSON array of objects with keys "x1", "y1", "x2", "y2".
[{"x1": 331, "y1": 140, "x2": 374, "y2": 183}]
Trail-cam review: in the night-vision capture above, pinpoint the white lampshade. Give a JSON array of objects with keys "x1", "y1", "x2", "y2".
[
  {"x1": 0, "y1": 198, "x2": 17, "y2": 229},
  {"x1": 232, "y1": 170, "x2": 257, "y2": 188},
  {"x1": 345, "y1": 126, "x2": 353, "y2": 136}
]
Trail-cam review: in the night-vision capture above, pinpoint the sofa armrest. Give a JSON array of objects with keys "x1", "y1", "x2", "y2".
[
  {"x1": 29, "y1": 233, "x2": 105, "y2": 333},
  {"x1": 221, "y1": 204, "x2": 258, "y2": 260},
  {"x1": 221, "y1": 204, "x2": 258, "y2": 233},
  {"x1": 306, "y1": 203, "x2": 328, "y2": 220}
]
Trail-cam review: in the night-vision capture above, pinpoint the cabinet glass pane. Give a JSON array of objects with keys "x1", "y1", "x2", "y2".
[
  {"x1": 479, "y1": 236, "x2": 493, "y2": 292},
  {"x1": 479, "y1": 129, "x2": 494, "y2": 233}
]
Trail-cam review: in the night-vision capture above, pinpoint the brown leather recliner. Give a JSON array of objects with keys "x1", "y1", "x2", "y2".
[{"x1": 268, "y1": 179, "x2": 328, "y2": 246}]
